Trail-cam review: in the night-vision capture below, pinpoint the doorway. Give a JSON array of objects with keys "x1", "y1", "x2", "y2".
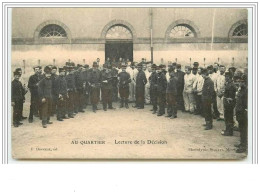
[{"x1": 105, "y1": 41, "x2": 133, "y2": 62}]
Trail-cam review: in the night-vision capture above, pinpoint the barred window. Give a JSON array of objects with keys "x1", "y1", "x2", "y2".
[
  {"x1": 232, "y1": 24, "x2": 248, "y2": 37},
  {"x1": 106, "y1": 25, "x2": 132, "y2": 39},
  {"x1": 39, "y1": 24, "x2": 67, "y2": 38},
  {"x1": 169, "y1": 24, "x2": 195, "y2": 38}
]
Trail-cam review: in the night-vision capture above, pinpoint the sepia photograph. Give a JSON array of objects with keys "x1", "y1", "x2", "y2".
[{"x1": 11, "y1": 7, "x2": 248, "y2": 160}]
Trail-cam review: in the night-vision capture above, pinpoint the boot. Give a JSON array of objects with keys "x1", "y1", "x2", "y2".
[
  {"x1": 125, "y1": 99, "x2": 129, "y2": 109},
  {"x1": 92, "y1": 105, "x2": 96, "y2": 113},
  {"x1": 103, "y1": 103, "x2": 107, "y2": 111},
  {"x1": 204, "y1": 121, "x2": 212, "y2": 130},
  {"x1": 221, "y1": 124, "x2": 233, "y2": 136},
  {"x1": 120, "y1": 99, "x2": 124, "y2": 108}
]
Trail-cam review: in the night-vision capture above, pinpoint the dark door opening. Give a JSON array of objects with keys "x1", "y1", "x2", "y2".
[{"x1": 105, "y1": 41, "x2": 133, "y2": 62}]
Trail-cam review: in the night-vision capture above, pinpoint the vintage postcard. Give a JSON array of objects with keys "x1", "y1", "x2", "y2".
[{"x1": 11, "y1": 7, "x2": 248, "y2": 160}]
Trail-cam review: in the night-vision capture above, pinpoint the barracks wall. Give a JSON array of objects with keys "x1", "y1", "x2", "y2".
[{"x1": 12, "y1": 8, "x2": 248, "y2": 75}]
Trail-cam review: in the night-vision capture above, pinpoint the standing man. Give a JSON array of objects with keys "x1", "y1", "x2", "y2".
[
  {"x1": 75, "y1": 64, "x2": 85, "y2": 113},
  {"x1": 88, "y1": 62, "x2": 101, "y2": 112},
  {"x1": 135, "y1": 63, "x2": 147, "y2": 109},
  {"x1": 215, "y1": 65, "x2": 226, "y2": 120},
  {"x1": 183, "y1": 66, "x2": 196, "y2": 113},
  {"x1": 149, "y1": 64, "x2": 158, "y2": 114},
  {"x1": 175, "y1": 64, "x2": 185, "y2": 111},
  {"x1": 66, "y1": 63, "x2": 76, "y2": 118},
  {"x1": 118, "y1": 63, "x2": 131, "y2": 108},
  {"x1": 101, "y1": 64, "x2": 114, "y2": 111},
  {"x1": 193, "y1": 67, "x2": 204, "y2": 116},
  {"x1": 12, "y1": 70, "x2": 24, "y2": 127},
  {"x1": 201, "y1": 68, "x2": 215, "y2": 130},
  {"x1": 221, "y1": 71, "x2": 237, "y2": 136},
  {"x1": 82, "y1": 64, "x2": 90, "y2": 109},
  {"x1": 28, "y1": 66, "x2": 41, "y2": 123},
  {"x1": 166, "y1": 71, "x2": 178, "y2": 119},
  {"x1": 143, "y1": 63, "x2": 151, "y2": 104},
  {"x1": 157, "y1": 64, "x2": 167, "y2": 116},
  {"x1": 50, "y1": 66, "x2": 58, "y2": 116},
  {"x1": 38, "y1": 66, "x2": 53, "y2": 128},
  {"x1": 55, "y1": 67, "x2": 69, "y2": 121},
  {"x1": 111, "y1": 62, "x2": 119, "y2": 102},
  {"x1": 127, "y1": 62, "x2": 138, "y2": 103}
]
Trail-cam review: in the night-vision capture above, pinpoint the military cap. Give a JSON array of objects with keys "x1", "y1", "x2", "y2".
[
  {"x1": 15, "y1": 68, "x2": 22, "y2": 72},
  {"x1": 219, "y1": 64, "x2": 225, "y2": 68},
  {"x1": 13, "y1": 70, "x2": 20, "y2": 76},
  {"x1": 151, "y1": 64, "x2": 157, "y2": 69},
  {"x1": 176, "y1": 64, "x2": 181, "y2": 68},
  {"x1": 159, "y1": 64, "x2": 165, "y2": 69},
  {"x1": 59, "y1": 67, "x2": 65, "y2": 73},
  {"x1": 38, "y1": 66, "x2": 42, "y2": 70},
  {"x1": 44, "y1": 66, "x2": 52, "y2": 74},
  {"x1": 52, "y1": 65, "x2": 57, "y2": 70},
  {"x1": 207, "y1": 65, "x2": 213, "y2": 70},
  {"x1": 137, "y1": 63, "x2": 143, "y2": 68},
  {"x1": 201, "y1": 68, "x2": 209, "y2": 75},
  {"x1": 229, "y1": 66, "x2": 236, "y2": 72},
  {"x1": 224, "y1": 71, "x2": 232, "y2": 77},
  {"x1": 172, "y1": 62, "x2": 177, "y2": 67},
  {"x1": 77, "y1": 64, "x2": 83, "y2": 68},
  {"x1": 198, "y1": 67, "x2": 204, "y2": 71},
  {"x1": 70, "y1": 62, "x2": 75, "y2": 67},
  {"x1": 33, "y1": 65, "x2": 40, "y2": 70},
  {"x1": 84, "y1": 64, "x2": 89, "y2": 68},
  {"x1": 93, "y1": 61, "x2": 98, "y2": 67},
  {"x1": 65, "y1": 62, "x2": 70, "y2": 66},
  {"x1": 193, "y1": 62, "x2": 199, "y2": 68},
  {"x1": 185, "y1": 65, "x2": 192, "y2": 70}
]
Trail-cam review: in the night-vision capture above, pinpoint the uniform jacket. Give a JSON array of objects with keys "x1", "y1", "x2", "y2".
[
  {"x1": 176, "y1": 70, "x2": 185, "y2": 92},
  {"x1": 101, "y1": 70, "x2": 113, "y2": 89},
  {"x1": 202, "y1": 77, "x2": 214, "y2": 101},
  {"x1": 118, "y1": 71, "x2": 131, "y2": 88},
  {"x1": 28, "y1": 73, "x2": 40, "y2": 96},
  {"x1": 12, "y1": 79, "x2": 24, "y2": 102},
  {"x1": 136, "y1": 70, "x2": 147, "y2": 89},
  {"x1": 157, "y1": 71, "x2": 167, "y2": 93},
  {"x1": 235, "y1": 84, "x2": 247, "y2": 117},
  {"x1": 149, "y1": 72, "x2": 158, "y2": 91},
  {"x1": 215, "y1": 74, "x2": 225, "y2": 97},
  {"x1": 55, "y1": 75, "x2": 67, "y2": 96},
  {"x1": 66, "y1": 73, "x2": 76, "y2": 91},
  {"x1": 209, "y1": 72, "x2": 218, "y2": 91},
  {"x1": 193, "y1": 74, "x2": 204, "y2": 95},
  {"x1": 224, "y1": 80, "x2": 236, "y2": 106},
  {"x1": 75, "y1": 71, "x2": 84, "y2": 90},
  {"x1": 38, "y1": 77, "x2": 52, "y2": 99},
  {"x1": 184, "y1": 73, "x2": 196, "y2": 93},
  {"x1": 88, "y1": 69, "x2": 101, "y2": 88},
  {"x1": 167, "y1": 76, "x2": 178, "y2": 95}
]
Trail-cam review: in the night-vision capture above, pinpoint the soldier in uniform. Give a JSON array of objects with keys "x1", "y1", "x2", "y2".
[
  {"x1": 88, "y1": 62, "x2": 101, "y2": 112},
  {"x1": 166, "y1": 70, "x2": 178, "y2": 119},
  {"x1": 38, "y1": 66, "x2": 53, "y2": 128},
  {"x1": 111, "y1": 62, "x2": 119, "y2": 102},
  {"x1": 74, "y1": 64, "x2": 85, "y2": 113},
  {"x1": 55, "y1": 67, "x2": 69, "y2": 121},
  {"x1": 234, "y1": 74, "x2": 248, "y2": 153},
  {"x1": 135, "y1": 63, "x2": 147, "y2": 109},
  {"x1": 157, "y1": 64, "x2": 167, "y2": 116},
  {"x1": 149, "y1": 64, "x2": 158, "y2": 114},
  {"x1": 66, "y1": 63, "x2": 76, "y2": 118},
  {"x1": 50, "y1": 66, "x2": 58, "y2": 116},
  {"x1": 127, "y1": 62, "x2": 138, "y2": 103},
  {"x1": 28, "y1": 66, "x2": 41, "y2": 123},
  {"x1": 12, "y1": 70, "x2": 24, "y2": 127},
  {"x1": 175, "y1": 64, "x2": 185, "y2": 111},
  {"x1": 201, "y1": 68, "x2": 215, "y2": 130},
  {"x1": 193, "y1": 67, "x2": 204, "y2": 116},
  {"x1": 101, "y1": 63, "x2": 114, "y2": 111},
  {"x1": 221, "y1": 71, "x2": 237, "y2": 136},
  {"x1": 82, "y1": 64, "x2": 90, "y2": 109},
  {"x1": 118, "y1": 63, "x2": 131, "y2": 108}
]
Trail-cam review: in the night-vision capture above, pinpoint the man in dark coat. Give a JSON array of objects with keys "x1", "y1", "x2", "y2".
[
  {"x1": 55, "y1": 67, "x2": 69, "y2": 121},
  {"x1": 65, "y1": 64, "x2": 76, "y2": 118},
  {"x1": 135, "y1": 63, "x2": 147, "y2": 109},
  {"x1": 12, "y1": 70, "x2": 24, "y2": 127},
  {"x1": 74, "y1": 64, "x2": 85, "y2": 113},
  {"x1": 149, "y1": 64, "x2": 158, "y2": 114},
  {"x1": 28, "y1": 66, "x2": 40, "y2": 123},
  {"x1": 201, "y1": 68, "x2": 215, "y2": 130},
  {"x1": 221, "y1": 71, "x2": 237, "y2": 136},
  {"x1": 50, "y1": 66, "x2": 58, "y2": 116},
  {"x1": 111, "y1": 63, "x2": 119, "y2": 102},
  {"x1": 38, "y1": 66, "x2": 53, "y2": 128},
  {"x1": 166, "y1": 71, "x2": 178, "y2": 119},
  {"x1": 118, "y1": 63, "x2": 131, "y2": 108},
  {"x1": 157, "y1": 64, "x2": 167, "y2": 116},
  {"x1": 175, "y1": 64, "x2": 185, "y2": 111},
  {"x1": 88, "y1": 62, "x2": 101, "y2": 112},
  {"x1": 101, "y1": 64, "x2": 114, "y2": 111},
  {"x1": 82, "y1": 64, "x2": 90, "y2": 109}
]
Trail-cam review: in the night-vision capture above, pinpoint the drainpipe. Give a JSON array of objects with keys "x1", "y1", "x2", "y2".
[{"x1": 150, "y1": 8, "x2": 153, "y2": 64}]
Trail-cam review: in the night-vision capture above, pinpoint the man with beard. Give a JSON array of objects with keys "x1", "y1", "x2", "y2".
[
  {"x1": 28, "y1": 66, "x2": 41, "y2": 123},
  {"x1": 88, "y1": 62, "x2": 102, "y2": 112},
  {"x1": 149, "y1": 64, "x2": 158, "y2": 114},
  {"x1": 38, "y1": 66, "x2": 53, "y2": 128},
  {"x1": 135, "y1": 63, "x2": 147, "y2": 109}
]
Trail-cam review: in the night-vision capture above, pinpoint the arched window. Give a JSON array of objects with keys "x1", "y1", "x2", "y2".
[
  {"x1": 39, "y1": 24, "x2": 67, "y2": 38},
  {"x1": 232, "y1": 23, "x2": 248, "y2": 37},
  {"x1": 105, "y1": 25, "x2": 133, "y2": 40},
  {"x1": 169, "y1": 24, "x2": 196, "y2": 38}
]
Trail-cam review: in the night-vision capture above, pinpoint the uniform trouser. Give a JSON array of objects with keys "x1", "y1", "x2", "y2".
[
  {"x1": 150, "y1": 90, "x2": 158, "y2": 111},
  {"x1": 41, "y1": 97, "x2": 52, "y2": 125},
  {"x1": 29, "y1": 96, "x2": 39, "y2": 120},
  {"x1": 166, "y1": 93, "x2": 177, "y2": 117},
  {"x1": 237, "y1": 113, "x2": 248, "y2": 147},
  {"x1": 212, "y1": 92, "x2": 220, "y2": 118},
  {"x1": 136, "y1": 87, "x2": 145, "y2": 108},
  {"x1": 102, "y1": 88, "x2": 113, "y2": 109},
  {"x1": 176, "y1": 90, "x2": 185, "y2": 111},
  {"x1": 112, "y1": 82, "x2": 118, "y2": 102},
  {"x1": 129, "y1": 81, "x2": 136, "y2": 102},
  {"x1": 13, "y1": 100, "x2": 23, "y2": 125},
  {"x1": 202, "y1": 99, "x2": 213, "y2": 124},
  {"x1": 157, "y1": 91, "x2": 166, "y2": 114},
  {"x1": 183, "y1": 91, "x2": 195, "y2": 112},
  {"x1": 75, "y1": 89, "x2": 84, "y2": 112},
  {"x1": 67, "y1": 91, "x2": 75, "y2": 115},
  {"x1": 19, "y1": 97, "x2": 24, "y2": 120},
  {"x1": 90, "y1": 87, "x2": 100, "y2": 106},
  {"x1": 145, "y1": 84, "x2": 150, "y2": 104},
  {"x1": 217, "y1": 96, "x2": 224, "y2": 119},
  {"x1": 57, "y1": 96, "x2": 67, "y2": 119},
  {"x1": 224, "y1": 101, "x2": 235, "y2": 131},
  {"x1": 195, "y1": 94, "x2": 203, "y2": 114},
  {"x1": 51, "y1": 96, "x2": 57, "y2": 115},
  {"x1": 119, "y1": 86, "x2": 129, "y2": 103}
]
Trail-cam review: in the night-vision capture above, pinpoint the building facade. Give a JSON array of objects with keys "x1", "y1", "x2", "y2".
[{"x1": 12, "y1": 8, "x2": 248, "y2": 71}]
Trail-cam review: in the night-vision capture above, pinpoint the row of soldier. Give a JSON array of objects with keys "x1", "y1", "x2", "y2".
[{"x1": 11, "y1": 59, "x2": 248, "y2": 153}]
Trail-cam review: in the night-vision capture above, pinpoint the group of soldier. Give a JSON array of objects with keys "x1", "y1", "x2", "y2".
[{"x1": 11, "y1": 57, "x2": 248, "y2": 153}]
